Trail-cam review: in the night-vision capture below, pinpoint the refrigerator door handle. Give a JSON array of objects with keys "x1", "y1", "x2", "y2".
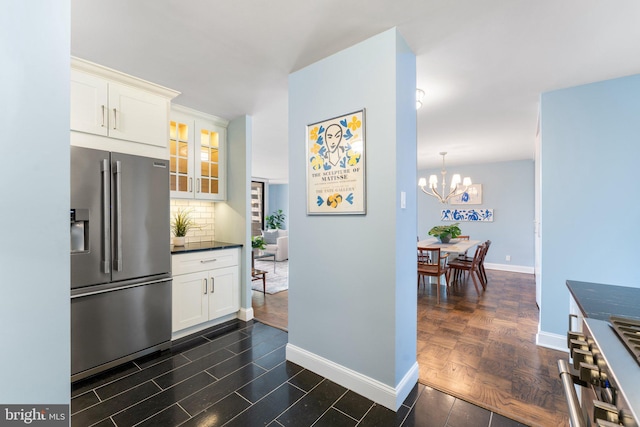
[
  {"x1": 101, "y1": 159, "x2": 110, "y2": 274},
  {"x1": 114, "y1": 160, "x2": 123, "y2": 271}
]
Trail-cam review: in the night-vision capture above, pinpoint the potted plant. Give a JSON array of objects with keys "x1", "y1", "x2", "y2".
[
  {"x1": 251, "y1": 235, "x2": 266, "y2": 250},
  {"x1": 265, "y1": 209, "x2": 285, "y2": 230},
  {"x1": 171, "y1": 208, "x2": 198, "y2": 246},
  {"x1": 428, "y1": 223, "x2": 462, "y2": 243}
]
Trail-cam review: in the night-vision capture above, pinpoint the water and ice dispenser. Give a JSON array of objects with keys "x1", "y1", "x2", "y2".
[{"x1": 70, "y1": 209, "x2": 89, "y2": 253}]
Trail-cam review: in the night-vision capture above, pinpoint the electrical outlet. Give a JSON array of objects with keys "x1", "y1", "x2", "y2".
[{"x1": 505, "y1": 255, "x2": 511, "y2": 262}]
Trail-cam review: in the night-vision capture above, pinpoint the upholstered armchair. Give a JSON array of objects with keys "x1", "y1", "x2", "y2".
[{"x1": 261, "y1": 229, "x2": 289, "y2": 261}]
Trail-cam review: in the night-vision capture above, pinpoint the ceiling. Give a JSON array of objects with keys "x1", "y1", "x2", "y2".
[{"x1": 71, "y1": 1, "x2": 640, "y2": 182}]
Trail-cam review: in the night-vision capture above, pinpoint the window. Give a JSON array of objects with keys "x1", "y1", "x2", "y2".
[{"x1": 251, "y1": 181, "x2": 265, "y2": 236}]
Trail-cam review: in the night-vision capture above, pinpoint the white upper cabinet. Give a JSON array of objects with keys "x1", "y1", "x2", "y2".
[
  {"x1": 70, "y1": 71, "x2": 109, "y2": 137},
  {"x1": 169, "y1": 105, "x2": 228, "y2": 201},
  {"x1": 70, "y1": 57, "x2": 180, "y2": 158}
]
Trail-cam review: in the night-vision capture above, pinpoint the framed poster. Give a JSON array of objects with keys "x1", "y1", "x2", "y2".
[{"x1": 306, "y1": 109, "x2": 366, "y2": 215}]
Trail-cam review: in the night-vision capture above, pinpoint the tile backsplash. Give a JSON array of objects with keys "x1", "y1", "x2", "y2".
[{"x1": 170, "y1": 199, "x2": 215, "y2": 243}]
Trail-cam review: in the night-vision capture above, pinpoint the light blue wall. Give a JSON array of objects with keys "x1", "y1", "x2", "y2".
[
  {"x1": 216, "y1": 115, "x2": 252, "y2": 311},
  {"x1": 0, "y1": 1, "x2": 70, "y2": 402},
  {"x1": 540, "y1": 74, "x2": 640, "y2": 336},
  {"x1": 393, "y1": 33, "x2": 419, "y2": 384},
  {"x1": 268, "y1": 183, "x2": 289, "y2": 229},
  {"x1": 418, "y1": 160, "x2": 535, "y2": 268},
  {"x1": 288, "y1": 28, "x2": 417, "y2": 390}
]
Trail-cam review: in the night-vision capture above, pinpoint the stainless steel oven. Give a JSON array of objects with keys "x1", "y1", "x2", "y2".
[{"x1": 559, "y1": 316, "x2": 639, "y2": 427}]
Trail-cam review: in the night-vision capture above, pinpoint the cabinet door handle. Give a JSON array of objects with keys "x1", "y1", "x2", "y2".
[
  {"x1": 196, "y1": 178, "x2": 200, "y2": 193},
  {"x1": 188, "y1": 177, "x2": 193, "y2": 192},
  {"x1": 101, "y1": 105, "x2": 106, "y2": 127},
  {"x1": 203, "y1": 278, "x2": 207, "y2": 294},
  {"x1": 210, "y1": 277, "x2": 214, "y2": 293},
  {"x1": 569, "y1": 314, "x2": 578, "y2": 332},
  {"x1": 200, "y1": 259, "x2": 217, "y2": 264},
  {"x1": 112, "y1": 108, "x2": 117, "y2": 130}
]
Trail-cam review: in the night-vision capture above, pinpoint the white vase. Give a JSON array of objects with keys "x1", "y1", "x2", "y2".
[{"x1": 173, "y1": 236, "x2": 185, "y2": 246}]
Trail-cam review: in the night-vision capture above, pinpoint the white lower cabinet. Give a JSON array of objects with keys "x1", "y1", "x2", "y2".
[
  {"x1": 208, "y1": 266, "x2": 238, "y2": 319},
  {"x1": 171, "y1": 249, "x2": 240, "y2": 334}
]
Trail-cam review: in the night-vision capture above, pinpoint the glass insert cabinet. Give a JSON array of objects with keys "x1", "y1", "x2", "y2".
[{"x1": 169, "y1": 105, "x2": 228, "y2": 201}]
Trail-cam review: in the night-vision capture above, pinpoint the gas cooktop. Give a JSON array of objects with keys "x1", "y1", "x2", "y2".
[
  {"x1": 610, "y1": 315, "x2": 640, "y2": 366},
  {"x1": 584, "y1": 318, "x2": 640, "y2": 424}
]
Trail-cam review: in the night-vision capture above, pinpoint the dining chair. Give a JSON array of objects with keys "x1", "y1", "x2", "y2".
[
  {"x1": 454, "y1": 235, "x2": 471, "y2": 260},
  {"x1": 447, "y1": 243, "x2": 486, "y2": 295},
  {"x1": 479, "y1": 240, "x2": 491, "y2": 285},
  {"x1": 418, "y1": 247, "x2": 449, "y2": 303},
  {"x1": 451, "y1": 239, "x2": 491, "y2": 287},
  {"x1": 417, "y1": 236, "x2": 428, "y2": 262}
]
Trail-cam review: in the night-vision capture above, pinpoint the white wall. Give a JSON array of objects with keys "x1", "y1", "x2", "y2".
[
  {"x1": 0, "y1": 1, "x2": 70, "y2": 403},
  {"x1": 539, "y1": 74, "x2": 640, "y2": 344},
  {"x1": 287, "y1": 28, "x2": 417, "y2": 410}
]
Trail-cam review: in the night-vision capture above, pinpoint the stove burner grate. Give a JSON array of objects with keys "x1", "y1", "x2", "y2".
[{"x1": 610, "y1": 315, "x2": 640, "y2": 365}]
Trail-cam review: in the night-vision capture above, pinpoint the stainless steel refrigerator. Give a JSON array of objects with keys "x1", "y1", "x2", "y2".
[{"x1": 70, "y1": 146, "x2": 172, "y2": 381}]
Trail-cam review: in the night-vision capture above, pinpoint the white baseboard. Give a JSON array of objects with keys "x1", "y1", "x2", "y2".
[
  {"x1": 536, "y1": 330, "x2": 568, "y2": 352},
  {"x1": 484, "y1": 262, "x2": 534, "y2": 274},
  {"x1": 286, "y1": 344, "x2": 418, "y2": 411},
  {"x1": 238, "y1": 307, "x2": 254, "y2": 322},
  {"x1": 171, "y1": 313, "x2": 238, "y2": 340}
]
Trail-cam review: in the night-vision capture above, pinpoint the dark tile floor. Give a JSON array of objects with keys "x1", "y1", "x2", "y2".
[{"x1": 71, "y1": 320, "x2": 527, "y2": 427}]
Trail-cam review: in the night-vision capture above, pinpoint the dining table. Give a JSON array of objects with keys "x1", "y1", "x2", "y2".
[
  {"x1": 417, "y1": 238, "x2": 481, "y2": 287},
  {"x1": 418, "y1": 237, "x2": 481, "y2": 254}
]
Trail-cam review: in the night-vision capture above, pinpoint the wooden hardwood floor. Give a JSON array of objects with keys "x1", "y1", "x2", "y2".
[
  {"x1": 252, "y1": 269, "x2": 569, "y2": 427},
  {"x1": 417, "y1": 270, "x2": 569, "y2": 426},
  {"x1": 252, "y1": 290, "x2": 288, "y2": 331}
]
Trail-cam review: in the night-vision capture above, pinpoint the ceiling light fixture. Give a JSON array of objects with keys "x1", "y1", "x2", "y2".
[
  {"x1": 416, "y1": 88, "x2": 425, "y2": 109},
  {"x1": 418, "y1": 152, "x2": 472, "y2": 203}
]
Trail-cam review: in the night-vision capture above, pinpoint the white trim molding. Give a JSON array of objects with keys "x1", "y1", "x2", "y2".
[
  {"x1": 237, "y1": 307, "x2": 254, "y2": 322},
  {"x1": 286, "y1": 344, "x2": 418, "y2": 411},
  {"x1": 536, "y1": 330, "x2": 568, "y2": 352},
  {"x1": 71, "y1": 56, "x2": 180, "y2": 99},
  {"x1": 170, "y1": 313, "x2": 238, "y2": 341},
  {"x1": 484, "y1": 263, "x2": 534, "y2": 274},
  {"x1": 172, "y1": 103, "x2": 229, "y2": 127}
]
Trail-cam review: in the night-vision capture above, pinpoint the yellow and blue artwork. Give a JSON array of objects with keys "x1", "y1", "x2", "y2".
[{"x1": 306, "y1": 109, "x2": 366, "y2": 215}]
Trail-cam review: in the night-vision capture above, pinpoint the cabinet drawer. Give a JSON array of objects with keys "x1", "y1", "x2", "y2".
[{"x1": 172, "y1": 249, "x2": 238, "y2": 276}]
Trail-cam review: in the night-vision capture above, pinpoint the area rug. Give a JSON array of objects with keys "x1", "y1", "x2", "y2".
[{"x1": 252, "y1": 259, "x2": 288, "y2": 294}]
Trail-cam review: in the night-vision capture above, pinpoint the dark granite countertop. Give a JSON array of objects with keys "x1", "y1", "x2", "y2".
[
  {"x1": 566, "y1": 280, "x2": 640, "y2": 321},
  {"x1": 171, "y1": 240, "x2": 243, "y2": 255}
]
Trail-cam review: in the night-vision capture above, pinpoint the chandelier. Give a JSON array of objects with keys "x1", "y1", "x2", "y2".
[{"x1": 418, "y1": 152, "x2": 472, "y2": 203}]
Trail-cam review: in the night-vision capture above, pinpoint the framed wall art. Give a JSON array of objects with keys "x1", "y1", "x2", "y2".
[
  {"x1": 449, "y1": 184, "x2": 482, "y2": 205},
  {"x1": 441, "y1": 208, "x2": 494, "y2": 222},
  {"x1": 306, "y1": 109, "x2": 366, "y2": 215}
]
